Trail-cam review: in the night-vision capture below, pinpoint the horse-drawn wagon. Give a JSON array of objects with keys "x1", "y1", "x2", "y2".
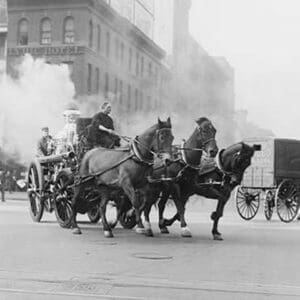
[
  {"x1": 235, "y1": 138, "x2": 300, "y2": 222},
  {"x1": 27, "y1": 117, "x2": 137, "y2": 229}
]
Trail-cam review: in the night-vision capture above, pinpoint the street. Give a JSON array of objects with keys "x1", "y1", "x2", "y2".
[{"x1": 0, "y1": 194, "x2": 300, "y2": 300}]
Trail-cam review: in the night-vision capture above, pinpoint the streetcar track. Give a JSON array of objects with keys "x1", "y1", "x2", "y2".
[{"x1": 0, "y1": 273, "x2": 300, "y2": 298}]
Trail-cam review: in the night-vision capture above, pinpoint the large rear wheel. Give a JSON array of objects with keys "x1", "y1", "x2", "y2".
[
  {"x1": 276, "y1": 180, "x2": 300, "y2": 223},
  {"x1": 236, "y1": 186, "x2": 260, "y2": 220},
  {"x1": 27, "y1": 162, "x2": 44, "y2": 222}
]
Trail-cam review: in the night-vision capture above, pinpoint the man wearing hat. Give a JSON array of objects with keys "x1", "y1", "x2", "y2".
[
  {"x1": 37, "y1": 127, "x2": 54, "y2": 156},
  {"x1": 90, "y1": 102, "x2": 120, "y2": 148}
]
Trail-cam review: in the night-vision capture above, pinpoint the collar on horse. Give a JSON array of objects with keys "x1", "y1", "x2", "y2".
[
  {"x1": 131, "y1": 138, "x2": 154, "y2": 166},
  {"x1": 180, "y1": 140, "x2": 203, "y2": 170},
  {"x1": 216, "y1": 149, "x2": 235, "y2": 176}
]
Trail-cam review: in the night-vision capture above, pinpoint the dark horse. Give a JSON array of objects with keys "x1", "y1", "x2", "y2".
[
  {"x1": 71, "y1": 118, "x2": 174, "y2": 237},
  {"x1": 142, "y1": 117, "x2": 218, "y2": 237},
  {"x1": 158, "y1": 142, "x2": 260, "y2": 240}
]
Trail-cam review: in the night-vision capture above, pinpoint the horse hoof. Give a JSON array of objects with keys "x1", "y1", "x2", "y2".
[
  {"x1": 145, "y1": 229, "x2": 154, "y2": 237},
  {"x1": 213, "y1": 234, "x2": 223, "y2": 241},
  {"x1": 104, "y1": 230, "x2": 114, "y2": 238},
  {"x1": 136, "y1": 227, "x2": 145, "y2": 234},
  {"x1": 181, "y1": 227, "x2": 192, "y2": 238},
  {"x1": 72, "y1": 228, "x2": 82, "y2": 235},
  {"x1": 160, "y1": 227, "x2": 170, "y2": 234}
]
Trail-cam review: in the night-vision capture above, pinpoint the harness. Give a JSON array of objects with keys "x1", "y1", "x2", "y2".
[{"x1": 77, "y1": 128, "x2": 172, "y2": 184}]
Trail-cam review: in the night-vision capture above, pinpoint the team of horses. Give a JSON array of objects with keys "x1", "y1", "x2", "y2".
[{"x1": 70, "y1": 117, "x2": 260, "y2": 240}]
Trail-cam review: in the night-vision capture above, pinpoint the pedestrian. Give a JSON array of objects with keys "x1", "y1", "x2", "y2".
[{"x1": 0, "y1": 169, "x2": 6, "y2": 202}]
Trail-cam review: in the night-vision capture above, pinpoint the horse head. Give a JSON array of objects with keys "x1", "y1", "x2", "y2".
[
  {"x1": 195, "y1": 117, "x2": 218, "y2": 158},
  {"x1": 218, "y1": 142, "x2": 261, "y2": 187},
  {"x1": 135, "y1": 117, "x2": 174, "y2": 165},
  {"x1": 153, "y1": 117, "x2": 174, "y2": 163}
]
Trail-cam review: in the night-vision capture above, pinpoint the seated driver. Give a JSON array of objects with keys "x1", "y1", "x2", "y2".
[{"x1": 90, "y1": 102, "x2": 120, "y2": 149}]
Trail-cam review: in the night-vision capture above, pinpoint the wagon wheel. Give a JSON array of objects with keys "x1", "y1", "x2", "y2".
[
  {"x1": 53, "y1": 170, "x2": 74, "y2": 228},
  {"x1": 87, "y1": 204, "x2": 101, "y2": 223},
  {"x1": 264, "y1": 190, "x2": 275, "y2": 221},
  {"x1": 119, "y1": 207, "x2": 137, "y2": 229},
  {"x1": 236, "y1": 186, "x2": 260, "y2": 220},
  {"x1": 27, "y1": 162, "x2": 44, "y2": 222},
  {"x1": 275, "y1": 180, "x2": 300, "y2": 223}
]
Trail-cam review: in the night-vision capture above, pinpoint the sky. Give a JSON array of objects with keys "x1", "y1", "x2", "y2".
[{"x1": 189, "y1": 0, "x2": 300, "y2": 138}]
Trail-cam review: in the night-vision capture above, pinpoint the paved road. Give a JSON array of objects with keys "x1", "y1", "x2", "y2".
[{"x1": 0, "y1": 197, "x2": 300, "y2": 300}]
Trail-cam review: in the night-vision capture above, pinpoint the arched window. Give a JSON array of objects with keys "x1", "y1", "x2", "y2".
[
  {"x1": 89, "y1": 20, "x2": 93, "y2": 48},
  {"x1": 18, "y1": 19, "x2": 28, "y2": 46},
  {"x1": 97, "y1": 25, "x2": 101, "y2": 52},
  {"x1": 40, "y1": 18, "x2": 52, "y2": 45},
  {"x1": 106, "y1": 31, "x2": 110, "y2": 58},
  {"x1": 64, "y1": 17, "x2": 74, "y2": 44}
]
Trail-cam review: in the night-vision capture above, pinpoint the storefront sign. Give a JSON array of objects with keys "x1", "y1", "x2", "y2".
[{"x1": 7, "y1": 45, "x2": 85, "y2": 57}]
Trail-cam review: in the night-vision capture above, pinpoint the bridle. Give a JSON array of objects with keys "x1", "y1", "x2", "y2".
[{"x1": 131, "y1": 127, "x2": 173, "y2": 166}]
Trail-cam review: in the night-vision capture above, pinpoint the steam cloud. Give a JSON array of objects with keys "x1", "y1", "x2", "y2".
[{"x1": 0, "y1": 54, "x2": 75, "y2": 163}]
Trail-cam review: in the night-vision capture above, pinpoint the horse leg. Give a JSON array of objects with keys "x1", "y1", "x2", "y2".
[
  {"x1": 211, "y1": 197, "x2": 229, "y2": 241},
  {"x1": 121, "y1": 178, "x2": 144, "y2": 234},
  {"x1": 143, "y1": 187, "x2": 160, "y2": 237},
  {"x1": 99, "y1": 188, "x2": 113, "y2": 238},
  {"x1": 171, "y1": 185, "x2": 191, "y2": 238},
  {"x1": 71, "y1": 185, "x2": 82, "y2": 235},
  {"x1": 158, "y1": 188, "x2": 172, "y2": 234}
]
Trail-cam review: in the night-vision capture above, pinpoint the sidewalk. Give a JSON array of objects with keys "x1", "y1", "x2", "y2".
[{"x1": 2, "y1": 192, "x2": 27, "y2": 201}]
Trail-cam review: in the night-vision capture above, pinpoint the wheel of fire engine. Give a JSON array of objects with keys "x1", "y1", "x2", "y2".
[
  {"x1": 119, "y1": 208, "x2": 137, "y2": 229},
  {"x1": 27, "y1": 161, "x2": 44, "y2": 222},
  {"x1": 54, "y1": 170, "x2": 74, "y2": 228},
  {"x1": 235, "y1": 186, "x2": 260, "y2": 221},
  {"x1": 264, "y1": 190, "x2": 275, "y2": 221},
  {"x1": 87, "y1": 205, "x2": 101, "y2": 223},
  {"x1": 275, "y1": 180, "x2": 300, "y2": 223}
]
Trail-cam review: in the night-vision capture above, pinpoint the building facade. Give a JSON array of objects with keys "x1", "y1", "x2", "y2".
[
  {"x1": 7, "y1": 0, "x2": 165, "y2": 114},
  {"x1": 0, "y1": 0, "x2": 7, "y2": 76}
]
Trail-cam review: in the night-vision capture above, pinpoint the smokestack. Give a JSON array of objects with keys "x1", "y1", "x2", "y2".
[{"x1": 0, "y1": 0, "x2": 7, "y2": 75}]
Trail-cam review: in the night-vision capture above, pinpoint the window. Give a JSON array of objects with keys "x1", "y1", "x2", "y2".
[
  {"x1": 114, "y1": 77, "x2": 118, "y2": 99},
  {"x1": 115, "y1": 38, "x2": 119, "y2": 62},
  {"x1": 120, "y1": 43, "x2": 124, "y2": 64},
  {"x1": 128, "y1": 48, "x2": 132, "y2": 71},
  {"x1": 135, "y1": 88, "x2": 139, "y2": 111},
  {"x1": 95, "y1": 67, "x2": 100, "y2": 94},
  {"x1": 87, "y1": 63, "x2": 92, "y2": 94},
  {"x1": 147, "y1": 95, "x2": 152, "y2": 110},
  {"x1": 119, "y1": 80, "x2": 123, "y2": 104},
  {"x1": 127, "y1": 84, "x2": 131, "y2": 110},
  {"x1": 63, "y1": 17, "x2": 74, "y2": 44},
  {"x1": 135, "y1": 52, "x2": 139, "y2": 77},
  {"x1": 18, "y1": 19, "x2": 28, "y2": 46},
  {"x1": 40, "y1": 18, "x2": 51, "y2": 45},
  {"x1": 89, "y1": 20, "x2": 93, "y2": 48},
  {"x1": 105, "y1": 72, "x2": 109, "y2": 97},
  {"x1": 106, "y1": 32, "x2": 110, "y2": 58},
  {"x1": 140, "y1": 91, "x2": 144, "y2": 110},
  {"x1": 97, "y1": 25, "x2": 101, "y2": 52},
  {"x1": 148, "y1": 62, "x2": 152, "y2": 77},
  {"x1": 140, "y1": 56, "x2": 144, "y2": 77}
]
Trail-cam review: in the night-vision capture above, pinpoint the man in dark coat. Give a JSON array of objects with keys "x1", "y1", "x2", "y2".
[
  {"x1": 89, "y1": 102, "x2": 120, "y2": 148},
  {"x1": 37, "y1": 127, "x2": 54, "y2": 156}
]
